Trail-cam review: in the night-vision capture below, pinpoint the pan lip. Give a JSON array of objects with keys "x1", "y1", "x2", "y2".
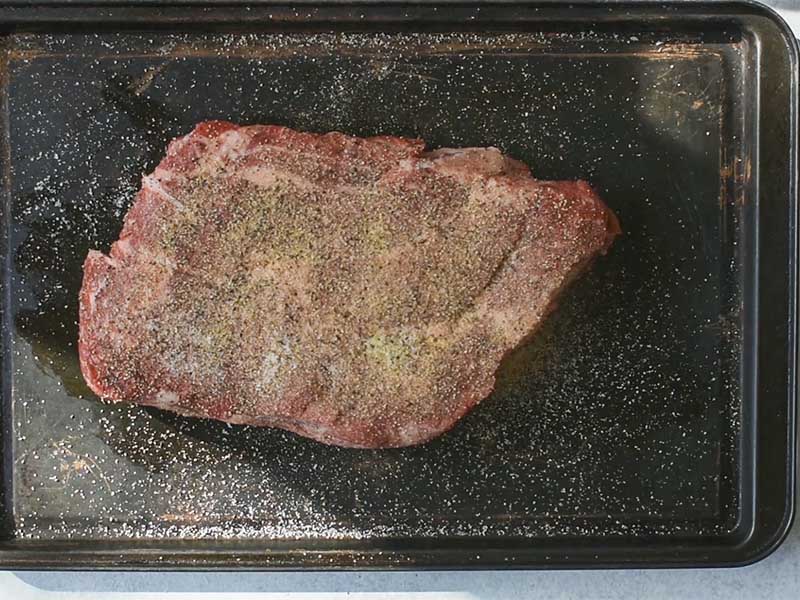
[
  {"x1": 0, "y1": 0, "x2": 796, "y2": 570},
  {"x1": 730, "y1": 0, "x2": 799, "y2": 571}
]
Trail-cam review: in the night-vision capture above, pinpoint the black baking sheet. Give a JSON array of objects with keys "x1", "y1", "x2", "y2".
[{"x1": 0, "y1": 2, "x2": 795, "y2": 568}]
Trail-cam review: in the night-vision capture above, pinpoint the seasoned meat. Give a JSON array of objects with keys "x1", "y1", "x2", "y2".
[{"x1": 79, "y1": 121, "x2": 619, "y2": 448}]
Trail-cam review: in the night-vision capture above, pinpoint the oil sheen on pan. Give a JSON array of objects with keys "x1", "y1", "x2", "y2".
[{"x1": 78, "y1": 121, "x2": 620, "y2": 448}]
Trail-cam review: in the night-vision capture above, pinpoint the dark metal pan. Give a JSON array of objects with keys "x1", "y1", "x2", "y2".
[{"x1": 0, "y1": 1, "x2": 795, "y2": 569}]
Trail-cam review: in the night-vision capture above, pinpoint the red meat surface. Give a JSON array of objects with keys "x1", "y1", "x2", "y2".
[{"x1": 79, "y1": 121, "x2": 619, "y2": 448}]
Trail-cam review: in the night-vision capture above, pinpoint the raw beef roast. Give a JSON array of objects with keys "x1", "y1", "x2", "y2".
[{"x1": 79, "y1": 121, "x2": 619, "y2": 448}]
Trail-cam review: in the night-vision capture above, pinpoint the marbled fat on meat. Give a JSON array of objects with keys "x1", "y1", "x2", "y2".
[{"x1": 79, "y1": 121, "x2": 620, "y2": 448}]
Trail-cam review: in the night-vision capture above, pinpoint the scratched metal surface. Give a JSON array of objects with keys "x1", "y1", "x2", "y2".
[{"x1": 1, "y1": 22, "x2": 752, "y2": 561}]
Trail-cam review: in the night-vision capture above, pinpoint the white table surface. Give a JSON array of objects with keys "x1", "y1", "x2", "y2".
[{"x1": 1, "y1": 1, "x2": 798, "y2": 597}]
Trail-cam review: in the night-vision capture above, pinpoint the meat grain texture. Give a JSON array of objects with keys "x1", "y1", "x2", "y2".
[{"x1": 79, "y1": 121, "x2": 619, "y2": 448}]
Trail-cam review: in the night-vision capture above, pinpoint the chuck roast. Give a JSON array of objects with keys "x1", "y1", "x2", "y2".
[{"x1": 79, "y1": 121, "x2": 619, "y2": 448}]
